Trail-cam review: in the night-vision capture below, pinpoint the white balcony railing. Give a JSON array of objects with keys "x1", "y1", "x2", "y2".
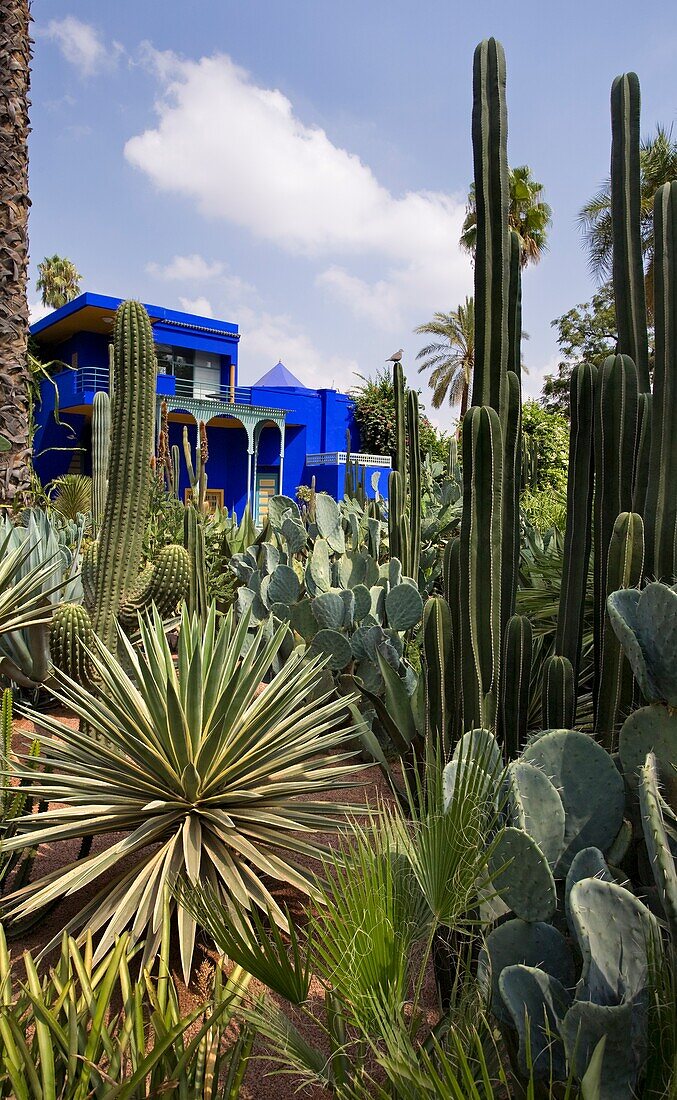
[{"x1": 306, "y1": 451, "x2": 391, "y2": 468}]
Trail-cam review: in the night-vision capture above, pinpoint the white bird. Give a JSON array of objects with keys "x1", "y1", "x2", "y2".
[{"x1": 386, "y1": 348, "x2": 404, "y2": 363}]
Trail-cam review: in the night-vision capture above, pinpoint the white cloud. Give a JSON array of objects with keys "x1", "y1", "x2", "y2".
[
  {"x1": 147, "y1": 254, "x2": 224, "y2": 281},
  {"x1": 521, "y1": 352, "x2": 557, "y2": 401},
  {"x1": 42, "y1": 17, "x2": 122, "y2": 77},
  {"x1": 28, "y1": 300, "x2": 50, "y2": 325},
  {"x1": 238, "y1": 306, "x2": 359, "y2": 392},
  {"x1": 125, "y1": 49, "x2": 471, "y2": 328},
  {"x1": 178, "y1": 296, "x2": 214, "y2": 317}
]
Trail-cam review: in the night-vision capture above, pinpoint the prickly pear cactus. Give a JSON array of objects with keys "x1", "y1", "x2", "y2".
[
  {"x1": 230, "y1": 491, "x2": 422, "y2": 691},
  {"x1": 608, "y1": 581, "x2": 677, "y2": 705}
]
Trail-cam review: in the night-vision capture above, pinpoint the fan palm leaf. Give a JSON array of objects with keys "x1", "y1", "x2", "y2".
[
  {"x1": 578, "y1": 125, "x2": 677, "y2": 310},
  {"x1": 415, "y1": 298, "x2": 475, "y2": 413},
  {"x1": 460, "y1": 166, "x2": 552, "y2": 269},
  {"x1": 2, "y1": 603, "x2": 362, "y2": 978}
]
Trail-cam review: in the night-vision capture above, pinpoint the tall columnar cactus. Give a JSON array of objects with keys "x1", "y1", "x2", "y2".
[
  {"x1": 501, "y1": 231, "x2": 522, "y2": 629},
  {"x1": 91, "y1": 391, "x2": 110, "y2": 531},
  {"x1": 171, "y1": 444, "x2": 180, "y2": 500},
  {"x1": 507, "y1": 230, "x2": 522, "y2": 382},
  {"x1": 344, "y1": 428, "x2": 354, "y2": 499},
  {"x1": 611, "y1": 73, "x2": 650, "y2": 392},
  {"x1": 471, "y1": 37, "x2": 509, "y2": 412},
  {"x1": 645, "y1": 182, "x2": 677, "y2": 581},
  {"x1": 423, "y1": 595, "x2": 454, "y2": 755},
  {"x1": 500, "y1": 614, "x2": 532, "y2": 759},
  {"x1": 460, "y1": 406, "x2": 503, "y2": 730},
  {"x1": 501, "y1": 369, "x2": 521, "y2": 633},
  {"x1": 387, "y1": 469, "x2": 404, "y2": 567},
  {"x1": 406, "y1": 389, "x2": 421, "y2": 582},
  {"x1": 632, "y1": 391, "x2": 651, "y2": 516},
  {"x1": 392, "y1": 361, "x2": 407, "y2": 495},
  {"x1": 556, "y1": 363, "x2": 596, "y2": 683},
  {"x1": 593, "y1": 354, "x2": 639, "y2": 710},
  {"x1": 542, "y1": 655, "x2": 575, "y2": 731},
  {"x1": 183, "y1": 422, "x2": 209, "y2": 513},
  {"x1": 596, "y1": 511, "x2": 644, "y2": 745},
  {"x1": 184, "y1": 505, "x2": 209, "y2": 628},
  {"x1": 76, "y1": 301, "x2": 191, "y2": 658},
  {"x1": 92, "y1": 301, "x2": 157, "y2": 651}
]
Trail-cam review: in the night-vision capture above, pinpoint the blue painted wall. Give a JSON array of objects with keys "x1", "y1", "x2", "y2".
[{"x1": 31, "y1": 292, "x2": 388, "y2": 515}]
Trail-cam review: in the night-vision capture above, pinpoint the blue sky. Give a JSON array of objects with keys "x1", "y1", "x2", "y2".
[{"x1": 29, "y1": 1, "x2": 676, "y2": 424}]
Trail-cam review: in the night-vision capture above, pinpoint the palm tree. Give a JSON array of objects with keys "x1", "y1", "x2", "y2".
[
  {"x1": 578, "y1": 125, "x2": 677, "y2": 313},
  {"x1": 0, "y1": 0, "x2": 32, "y2": 503},
  {"x1": 36, "y1": 254, "x2": 82, "y2": 309},
  {"x1": 460, "y1": 165, "x2": 552, "y2": 268},
  {"x1": 415, "y1": 297, "x2": 474, "y2": 417}
]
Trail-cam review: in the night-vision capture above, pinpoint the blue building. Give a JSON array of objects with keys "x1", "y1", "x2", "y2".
[{"x1": 30, "y1": 293, "x2": 390, "y2": 522}]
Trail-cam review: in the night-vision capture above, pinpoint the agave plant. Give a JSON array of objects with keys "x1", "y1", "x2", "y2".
[
  {"x1": 2, "y1": 604, "x2": 360, "y2": 977},
  {"x1": 48, "y1": 472, "x2": 92, "y2": 520},
  {"x1": 0, "y1": 907, "x2": 253, "y2": 1099},
  {"x1": 0, "y1": 525, "x2": 62, "y2": 641},
  {"x1": 0, "y1": 510, "x2": 84, "y2": 685}
]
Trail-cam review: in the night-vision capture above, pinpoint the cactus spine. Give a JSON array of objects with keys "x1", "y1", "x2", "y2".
[
  {"x1": 645, "y1": 182, "x2": 677, "y2": 581},
  {"x1": 91, "y1": 391, "x2": 110, "y2": 531}
]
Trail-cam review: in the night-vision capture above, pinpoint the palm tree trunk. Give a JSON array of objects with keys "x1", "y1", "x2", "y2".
[{"x1": 0, "y1": 0, "x2": 32, "y2": 504}]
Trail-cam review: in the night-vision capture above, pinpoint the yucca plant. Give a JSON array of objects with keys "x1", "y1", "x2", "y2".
[
  {"x1": 0, "y1": 525, "x2": 61, "y2": 639},
  {"x1": 0, "y1": 905, "x2": 253, "y2": 1099},
  {"x1": 0, "y1": 687, "x2": 39, "y2": 889},
  {"x1": 0, "y1": 510, "x2": 84, "y2": 686},
  {"x1": 48, "y1": 472, "x2": 92, "y2": 520},
  {"x1": 178, "y1": 751, "x2": 508, "y2": 1097},
  {"x1": 1, "y1": 604, "x2": 360, "y2": 977}
]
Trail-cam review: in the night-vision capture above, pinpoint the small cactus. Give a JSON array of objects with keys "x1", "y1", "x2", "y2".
[{"x1": 50, "y1": 603, "x2": 94, "y2": 685}]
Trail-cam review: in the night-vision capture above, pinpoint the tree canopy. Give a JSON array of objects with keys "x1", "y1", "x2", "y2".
[
  {"x1": 578, "y1": 125, "x2": 677, "y2": 312},
  {"x1": 36, "y1": 254, "x2": 82, "y2": 309},
  {"x1": 460, "y1": 165, "x2": 552, "y2": 268},
  {"x1": 541, "y1": 286, "x2": 620, "y2": 414},
  {"x1": 350, "y1": 367, "x2": 449, "y2": 464},
  {"x1": 414, "y1": 297, "x2": 474, "y2": 416}
]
